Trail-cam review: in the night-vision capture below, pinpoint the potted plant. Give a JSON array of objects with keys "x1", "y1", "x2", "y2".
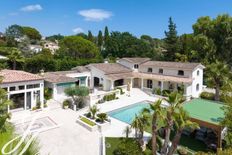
[
  {"x1": 63, "y1": 100, "x2": 69, "y2": 109},
  {"x1": 96, "y1": 113, "x2": 108, "y2": 123},
  {"x1": 89, "y1": 105, "x2": 99, "y2": 119}
]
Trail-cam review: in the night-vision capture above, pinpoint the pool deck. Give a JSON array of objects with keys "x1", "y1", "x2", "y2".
[{"x1": 98, "y1": 88, "x2": 160, "y2": 138}]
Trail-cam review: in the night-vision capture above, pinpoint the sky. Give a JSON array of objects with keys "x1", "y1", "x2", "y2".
[{"x1": 0, "y1": 0, "x2": 232, "y2": 38}]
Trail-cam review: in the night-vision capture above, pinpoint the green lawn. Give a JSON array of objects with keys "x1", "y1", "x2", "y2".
[{"x1": 105, "y1": 137, "x2": 151, "y2": 155}]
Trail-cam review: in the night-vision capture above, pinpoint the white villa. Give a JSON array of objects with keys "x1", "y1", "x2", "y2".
[
  {"x1": 0, "y1": 70, "x2": 44, "y2": 111},
  {"x1": 88, "y1": 57, "x2": 205, "y2": 99}
]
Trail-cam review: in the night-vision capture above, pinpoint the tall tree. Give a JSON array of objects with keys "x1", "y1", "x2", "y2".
[
  {"x1": 206, "y1": 61, "x2": 232, "y2": 101},
  {"x1": 164, "y1": 17, "x2": 179, "y2": 61},
  {"x1": 7, "y1": 48, "x2": 24, "y2": 70},
  {"x1": 21, "y1": 26, "x2": 42, "y2": 40},
  {"x1": 167, "y1": 108, "x2": 199, "y2": 155},
  {"x1": 145, "y1": 99, "x2": 164, "y2": 155},
  {"x1": 192, "y1": 14, "x2": 232, "y2": 65},
  {"x1": 5, "y1": 24, "x2": 23, "y2": 39},
  {"x1": 97, "y1": 30, "x2": 103, "y2": 48},
  {"x1": 87, "y1": 30, "x2": 94, "y2": 42},
  {"x1": 161, "y1": 92, "x2": 184, "y2": 155},
  {"x1": 57, "y1": 36, "x2": 100, "y2": 59},
  {"x1": 104, "y1": 26, "x2": 109, "y2": 41}
]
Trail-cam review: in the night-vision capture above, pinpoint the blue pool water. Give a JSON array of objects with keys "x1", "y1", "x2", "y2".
[{"x1": 108, "y1": 101, "x2": 150, "y2": 124}]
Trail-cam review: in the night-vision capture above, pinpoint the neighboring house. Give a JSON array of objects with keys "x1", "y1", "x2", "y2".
[
  {"x1": 43, "y1": 66, "x2": 90, "y2": 100},
  {"x1": 89, "y1": 57, "x2": 205, "y2": 98},
  {"x1": 43, "y1": 41, "x2": 59, "y2": 54},
  {"x1": 29, "y1": 45, "x2": 43, "y2": 53},
  {"x1": 0, "y1": 70, "x2": 44, "y2": 111}
]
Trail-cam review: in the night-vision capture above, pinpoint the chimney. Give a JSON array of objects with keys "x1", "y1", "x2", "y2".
[{"x1": 40, "y1": 69, "x2": 45, "y2": 76}]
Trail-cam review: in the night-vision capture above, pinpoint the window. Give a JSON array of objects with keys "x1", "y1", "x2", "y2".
[
  {"x1": 158, "y1": 81, "x2": 162, "y2": 87},
  {"x1": 197, "y1": 70, "x2": 200, "y2": 76},
  {"x1": 148, "y1": 68, "x2": 152, "y2": 73},
  {"x1": 10, "y1": 87, "x2": 16, "y2": 91},
  {"x1": 19, "y1": 85, "x2": 25, "y2": 90},
  {"x1": 159, "y1": 69, "x2": 163, "y2": 74},
  {"x1": 147, "y1": 80, "x2": 153, "y2": 89},
  {"x1": 26, "y1": 84, "x2": 40, "y2": 89},
  {"x1": 134, "y1": 64, "x2": 139, "y2": 69},
  {"x1": 178, "y1": 70, "x2": 184, "y2": 76},
  {"x1": 196, "y1": 84, "x2": 199, "y2": 91}
]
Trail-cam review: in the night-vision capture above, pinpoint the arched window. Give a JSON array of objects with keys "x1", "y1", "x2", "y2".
[
  {"x1": 197, "y1": 70, "x2": 200, "y2": 76},
  {"x1": 196, "y1": 83, "x2": 199, "y2": 91}
]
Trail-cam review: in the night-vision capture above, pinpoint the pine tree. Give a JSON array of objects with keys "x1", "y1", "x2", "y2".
[
  {"x1": 87, "y1": 30, "x2": 94, "y2": 42},
  {"x1": 164, "y1": 17, "x2": 179, "y2": 61},
  {"x1": 97, "y1": 30, "x2": 103, "y2": 48}
]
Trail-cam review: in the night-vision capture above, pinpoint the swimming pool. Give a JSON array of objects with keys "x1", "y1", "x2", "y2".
[{"x1": 108, "y1": 101, "x2": 151, "y2": 124}]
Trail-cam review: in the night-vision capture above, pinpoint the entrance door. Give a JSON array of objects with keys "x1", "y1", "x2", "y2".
[
  {"x1": 26, "y1": 92, "x2": 31, "y2": 110},
  {"x1": 94, "y1": 77, "x2": 100, "y2": 87},
  {"x1": 133, "y1": 78, "x2": 139, "y2": 88},
  {"x1": 10, "y1": 93, "x2": 25, "y2": 110},
  {"x1": 147, "y1": 80, "x2": 153, "y2": 89}
]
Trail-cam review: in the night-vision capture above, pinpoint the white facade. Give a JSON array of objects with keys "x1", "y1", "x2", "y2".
[
  {"x1": 0, "y1": 80, "x2": 44, "y2": 111},
  {"x1": 89, "y1": 59, "x2": 205, "y2": 99}
]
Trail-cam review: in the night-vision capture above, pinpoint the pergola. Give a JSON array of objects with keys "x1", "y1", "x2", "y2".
[{"x1": 183, "y1": 98, "x2": 225, "y2": 148}]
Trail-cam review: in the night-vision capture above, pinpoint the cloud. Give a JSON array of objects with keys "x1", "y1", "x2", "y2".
[
  {"x1": 21, "y1": 4, "x2": 43, "y2": 12},
  {"x1": 72, "y1": 27, "x2": 84, "y2": 34},
  {"x1": 78, "y1": 9, "x2": 112, "y2": 21}
]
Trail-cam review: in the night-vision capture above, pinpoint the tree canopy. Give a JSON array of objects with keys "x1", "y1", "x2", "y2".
[{"x1": 57, "y1": 36, "x2": 100, "y2": 59}]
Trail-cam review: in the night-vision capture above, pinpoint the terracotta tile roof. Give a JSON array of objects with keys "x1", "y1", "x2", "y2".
[
  {"x1": 120, "y1": 57, "x2": 150, "y2": 64},
  {"x1": 43, "y1": 72, "x2": 77, "y2": 84},
  {"x1": 141, "y1": 61, "x2": 205, "y2": 70},
  {"x1": 0, "y1": 70, "x2": 43, "y2": 84},
  {"x1": 89, "y1": 63, "x2": 132, "y2": 74}
]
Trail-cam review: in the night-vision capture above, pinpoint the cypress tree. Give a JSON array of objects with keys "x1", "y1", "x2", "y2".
[
  {"x1": 87, "y1": 30, "x2": 94, "y2": 42},
  {"x1": 164, "y1": 17, "x2": 179, "y2": 61},
  {"x1": 97, "y1": 30, "x2": 103, "y2": 47}
]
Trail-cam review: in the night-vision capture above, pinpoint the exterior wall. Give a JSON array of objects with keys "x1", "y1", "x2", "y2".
[
  {"x1": 191, "y1": 67, "x2": 204, "y2": 97},
  {"x1": 139, "y1": 66, "x2": 192, "y2": 78},
  {"x1": 0, "y1": 80, "x2": 44, "y2": 111},
  {"x1": 89, "y1": 66, "x2": 110, "y2": 91}
]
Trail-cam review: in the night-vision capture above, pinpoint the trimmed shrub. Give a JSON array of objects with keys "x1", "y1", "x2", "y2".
[
  {"x1": 200, "y1": 92, "x2": 215, "y2": 100},
  {"x1": 62, "y1": 99, "x2": 70, "y2": 109},
  {"x1": 103, "y1": 93, "x2": 117, "y2": 101}
]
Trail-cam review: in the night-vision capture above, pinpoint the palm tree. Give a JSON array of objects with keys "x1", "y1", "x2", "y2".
[
  {"x1": 206, "y1": 61, "x2": 231, "y2": 101},
  {"x1": 89, "y1": 105, "x2": 99, "y2": 119},
  {"x1": 131, "y1": 115, "x2": 140, "y2": 139},
  {"x1": 7, "y1": 48, "x2": 24, "y2": 70},
  {"x1": 167, "y1": 108, "x2": 199, "y2": 155},
  {"x1": 146, "y1": 99, "x2": 164, "y2": 155},
  {"x1": 123, "y1": 126, "x2": 132, "y2": 138},
  {"x1": 161, "y1": 92, "x2": 184, "y2": 155},
  {"x1": 137, "y1": 111, "x2": 150, "y2": 146}
]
